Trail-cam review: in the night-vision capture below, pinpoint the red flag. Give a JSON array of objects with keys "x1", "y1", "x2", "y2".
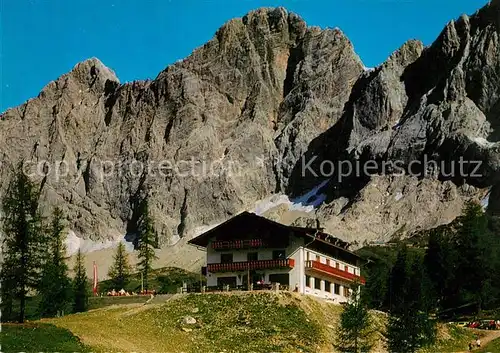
[{"x1": 93, "y1": 261, "x2": 98, "y2": 296}]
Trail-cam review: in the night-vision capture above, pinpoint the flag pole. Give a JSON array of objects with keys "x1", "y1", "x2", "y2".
[{"x1": 93, "y1": 261, "x2": 98, "y2": 297}]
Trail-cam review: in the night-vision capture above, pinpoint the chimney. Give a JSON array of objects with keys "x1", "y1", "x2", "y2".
[{"x1": 315, "y1": 219, "x2": 324, "y2": 232}]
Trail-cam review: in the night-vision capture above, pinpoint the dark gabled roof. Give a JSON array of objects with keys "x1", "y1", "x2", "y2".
[
  {"x1": 188, "y1": 211, "x2": 362, "y2": 260},
  {"x1": 188, "y1": 211, "x2": 288, "y2": 247}
]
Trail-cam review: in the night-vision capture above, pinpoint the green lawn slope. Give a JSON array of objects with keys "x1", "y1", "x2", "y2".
[
  {"x1": 0, "y1": 323, "x2": 90, "y2": 353},
  {"x1": 25, "y1": 291, "x2": 478, "y2": 353}
]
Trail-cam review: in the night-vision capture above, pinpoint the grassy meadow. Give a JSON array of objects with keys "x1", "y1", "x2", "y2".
[
  {"x1": 1, "y1": 291, "x2": 489, "y2": 353},
  {"x1": 0, "y1": 323, "x2": 90, "y2": 353}
]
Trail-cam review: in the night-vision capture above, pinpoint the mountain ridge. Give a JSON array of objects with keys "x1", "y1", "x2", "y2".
[{"x1": 0, "y1": 3, "x2": 498, "y2": 259}]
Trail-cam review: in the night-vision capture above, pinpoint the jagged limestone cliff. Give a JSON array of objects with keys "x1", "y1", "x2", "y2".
[{"x1": 0, "y1": 3, "x2": 499, "y2": 261}]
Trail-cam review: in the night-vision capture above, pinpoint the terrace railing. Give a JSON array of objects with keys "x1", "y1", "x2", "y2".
[
  {"x1": 207, "y1": 258, "x2": 295, "y2": 273},
  {"x1": 305, "y1": 260, "x2": 366, "y2": 284},
  {"x1": 211, "y1": 239, "x2": 267, "y2": 250}
]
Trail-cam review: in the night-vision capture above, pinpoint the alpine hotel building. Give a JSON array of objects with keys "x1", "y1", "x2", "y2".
[{"x1": 188, "y1": 212, "x2": 365, "y2": 302}]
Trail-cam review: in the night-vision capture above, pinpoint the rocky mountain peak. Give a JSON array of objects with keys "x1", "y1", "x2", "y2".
[
  {"x1": 0, "y1": 4, "x2": 499, "y2": 269},
  {"x1": 487, "y1": 0, "x2": 500, "y2": 25},
  {"x1": 40, "y1": 57, "x2": 119, "y2": 98},
  {"x1": 73, "y1": 57, "x2": 120, "y2": 84}
]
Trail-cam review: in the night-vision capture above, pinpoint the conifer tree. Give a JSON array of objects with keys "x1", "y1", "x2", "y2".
[
  {"x1": 38, "y1": 207, "x2": 72, "y2": 317},
  {"x1": 0, "y1": 167, "x2": 45, "y2": 323},
  {"x1": 72, "y1": 249, "x2": 89, "y2": 313},
  {"x1": 108, "y1": 242, "x2": 132, "y2": 290},
  {"x1": 337, "y1": 283, "x2": 374, "y2": 353},
  {"x1": 387, "y1": 246, "x2": 436, "y2": 353},
  {"x1": 455, "y1": 201, "x2": 492, "y2": 313},
  {"x1": 362, "y1": 263, "x2": 389, "y2": 310},
  {"x1": 424, "y1": 225, "x2": 458, "y2": 309},
  {"x1": 420, "y1": 202, "x2": 500, "y2": 314},
  {"x1": 137, "y1": 201, "x2": 157, "y2": 291}
]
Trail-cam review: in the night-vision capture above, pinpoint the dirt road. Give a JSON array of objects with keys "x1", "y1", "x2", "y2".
[{"x1": 458, "y1": 329, "x2": 500, "y2": 353}]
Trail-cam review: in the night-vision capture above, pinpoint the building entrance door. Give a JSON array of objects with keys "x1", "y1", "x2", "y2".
[{"x1": 242, "y1": 271, "x2": 264, "y2": 289}]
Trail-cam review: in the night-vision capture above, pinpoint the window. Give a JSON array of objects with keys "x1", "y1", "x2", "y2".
[
  {"x1": 334, "y1": 283, "x2": 340, "y2": 295},
  {"x1": 272, "y1": 249, "x2": 286, "y2": 260},
  {"x1": 269, "y1": 273, "x2": 289, "y2": 285},
  {"x1": 344, "y1": 287, "x2": 350, "y2": 298},
  {"x1": 325, "y1": 280, "x2": 332, "y2": 293},
  {"x1": 314, "y1": 277, "x2": 321, "y2": 290},
  {"x1": 247, "y1": 252, "x2": 258, "y2": 261},
  {"x1": 221, "y1": 253, "x2": 233, "y2": 264},
  {"x1": 305, "y1": 275, "x2": 311, "y2": 288}
]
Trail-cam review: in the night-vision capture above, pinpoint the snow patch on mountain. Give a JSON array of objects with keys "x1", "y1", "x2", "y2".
[
  {"x1": 481, "y1": 192, "x2": 490, "y2": 210},
  {"x1": 254, "y1": 179, "x2": 329, "y2": 215},
  {"x1": 65, "y1": 230, "x2": 134, "y2": 256}
]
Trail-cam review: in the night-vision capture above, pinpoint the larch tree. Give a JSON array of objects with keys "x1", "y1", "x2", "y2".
[
  {"x1": 0, "y1": 167, "x2": 45, "y2": 323},
  {"x1": 108, "y1": 242, "x2": 132, "y2": 290},
  {"x1": 38, "y1": 207, "x2": 72, "y2": 317},
  {"x1": 337, "y1": 282, "x2": 374, "y2": 353},
  {"x1": 455, "y1": 201, "x2": 492, "y2": 313},
  {"x1": 387, "y1": 246, "x2": 436, "y2": 353},
  {"x1": 72, "y1": 249, "x2": 89, "y2": 313},
  {"x1": 137, "y1": 201, "x2": 157, "y2": 292}
]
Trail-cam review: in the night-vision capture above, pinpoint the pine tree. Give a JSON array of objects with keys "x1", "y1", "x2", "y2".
[
  {"x1": 387, "y1": 246, "x2": 436, "y2": 353},
  {"x1": 424, "y1": 225, "x2": 459, "y2": 310},
  {"x1": 478, "y1": 211, "x2": 500, "y2": 310},
  {"x1": 456, "y1": 203, "x2": 485, "y2": 281},
  {"x1": 422, "y1": 202, "x2": 500, "y2": 315},
  {"x1": 72, "y1": 249, "x2": 89, "y2": 313},
  {"x1": 362, "y1": 263, "x2": 389, "y2": 310},
  {"x1": 0, "y1": 167, "x2": 45, "y2": 323},
  {"x1": 388, "y1": 246, "x2": 408, "y2": 313},
  {"x1": 108, "y1": 242, "x2": 132, "y2": 290},
  {"x1": 38, "y1": 207, "x2": 72, "y2": 317},
  {"x1": 337, "y1": 283, "x2": 374, "y2": 353},
  {"x1": 137, "y1": 201, "x2": 157, "y2": 292},
  {"x1": 455, "y1": 202, "x2": 491, "y2": 313}
]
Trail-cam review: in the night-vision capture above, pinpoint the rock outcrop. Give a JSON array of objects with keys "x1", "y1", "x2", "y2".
[
  {"x1": 285, "y1": 1, "x2": 500, "y2": 242},
  {"x1": 0, "y1": 2, "x2": 499, "y2": 256}
]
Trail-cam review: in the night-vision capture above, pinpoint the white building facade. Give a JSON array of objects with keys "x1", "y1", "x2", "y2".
[{"x1": 189, "y1": 212, "x2": 364, "y2": 303}]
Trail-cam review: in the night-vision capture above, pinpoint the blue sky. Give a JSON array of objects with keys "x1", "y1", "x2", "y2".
[{"x1": 1, "y1": 0, "x2": 488, "y2": 112}]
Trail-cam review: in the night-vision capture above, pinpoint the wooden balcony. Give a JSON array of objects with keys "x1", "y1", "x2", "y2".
[
  {"x1": 305, "y1": 260, "x2": 366, "y2": 284},
  {"x1": 207, "y1": 259, "x2": 295, "y2": 273},
  {"x1": 211, "y1": 239, "x2": 267, "y2": 250}
]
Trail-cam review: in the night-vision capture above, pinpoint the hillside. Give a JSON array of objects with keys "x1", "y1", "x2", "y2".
[
  {"x1": 0, "y1": 1, "x2": 499, "y2": 271},
  {"x1": 1, "y1": 292, "x2": 477, "y2": 353},
  {"x1": 0, "y1": 323, "x2": 90, "y2": 353},
  {"x1": 45, "y1": 293, "x2": 335, "y2": 353}
]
